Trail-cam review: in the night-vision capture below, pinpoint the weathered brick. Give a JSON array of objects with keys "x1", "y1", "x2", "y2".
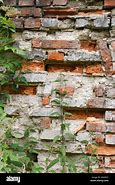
[
  {"x1": 9, "y1": 95, "x2": 41, "y2": 106},
  {"x1": 95, "y1": 134, "x2": 104, "y2": 144},
  {"x1": 22, "y1": 61, "x2": 44, "y2": 72},
  {"x1": 40, "y1": 117, "x2": 51, "y2": 129},
  {"x1": 106, "y1": 134, "x2": 115, "y2": 145},
  {"x1": 42, "y1": 40, "x2": 79, "y2": 49},
  {"x1": 75, "y1": 18, "x2": 89, "y2": 28},
  {"x1": 105, "y1": 99, "x2": 115, "y2": 109},
  {"x1": 13, "y1": 18, "x2": 24, "y2": 29},
  {"x1": 20, "y1": 8, "x2": 41, "y2": 17},
  {"x1": 59, "y1": 86, "x2": 74, "y2": 96},
  {"x1": 40, "y1": 129, "x2": 60, "y2": 140},
  {"x1": 53, "y1": 0, "x2": 68, "y2": 6},
  {"x1": 36, "y1": 0, "x2": 52, "y2": 7},
  {"x1": 41, "y1": 18, "x2": 59, "y2": 29},
  {"x1": 106, "y1": 88, "x2": 115, "y2": 98},
  {"x1": 86, "y1": 120, "x2": 106, "y2": 132},
  {"x1": 105, "y1": 157, "x2": 115, "y2": 168},
  {"x1": 105, "y1": 111, "x2": 115, "y2": 121},
  {"x1": 2, "y1": 85, "x2": 37, "y2": 95},
  {"x1": 19, "y1": 0, "x2": 34, "y2": 6},
  {"x1": 44, "y1": 8, "x2": 77, "y2": 17},
  {"x1": 24, "y1": 18, "x2": 41, "y2": 29},
  {"x1": 93, "y1": 16, "x2": 110, "y2": 28},
  {"x1": 66, "y1": 110, "x2": 104, "y2": 120},
  {"x1": 106, "y1": 123, "x2": 115, "y2": 133},
  {"x1": 110, "y1": 41, "x2": 115, "y2": 62},
  {"x1": 32, "y1": 38, "x2": 42, "y2": 48},
  {"x1": 47, "y1": 65, "x2": 83, "y2": 73},
  {"x1": 42, "y1": 96, "x2": 50, "y2": 106},
  {"x1": 112, "y1": 17, "x2": 115, "y2": 27},
  {"x1": 65, "y1": 51, "x2": 101, "y2": 62},
  {"x1": 98, "y1": 40, "x2": 112, "y2": 74},
  {"x1": 85, "y1": 64, "x2": 104, "y2": 74},
  {"x1": 30, "y1": 107, "x2": 60, "y2": 117},
  {"x1": 104, "y1": 0, "x2": 115, "y2": 8},
  {"x1": 23, "y1": 73, "x2": 47, "y2": 83},
  {"x1": 75, "y1": 13, "x2": 110, "y2": 29},
  {"x1": 48, "y1": 51, "x2": 64, "y2": 61},
  {"x1": 27, "y1": 49, "x2": 46, "y2": 60},
  {"x1": 87, "y1": 98, "x2": 105, "y2": 108},
  {"x1": 76, "y1": 131, "x2": 91, "y2": 142},
  {"x1": 93, "y1": 169, "x2": 105, "y2": 173},
  {"x1": 80, "y1": 41, "x2": 97, "y2": 52},
  {"x1": 4, "y1": 0, "x2": 16, "y2": 6},
  {"x1": 93, "y1": 86, "x2": 105, "y2": 97},
  {"x1": 86, "y1": 145, "x2": 115, "y2": 156}
]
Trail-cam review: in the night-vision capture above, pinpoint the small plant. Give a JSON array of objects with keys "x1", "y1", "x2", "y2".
[
  {"x1": 43, "y1": 74, "x2": 76, "y2": 173},
  {"x1": 0, "y1": 4, "x2": 27, "y2": 104}
]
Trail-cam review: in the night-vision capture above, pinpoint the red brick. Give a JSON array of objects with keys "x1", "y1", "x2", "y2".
[
  {"x1": 65, "y1": 110, "x2": 104, "y2": 120},
  {"x1": 59, "y1": 86, "x2": 74, "y2": 96},
  {"x1": 44, "y1": 8, "x2": 77, "y2": 17},
  {"x1": 32, "y1": 38, "x2": 42, "y2": 48},
  {"x1": 36, "y1": 0, "x2": 52, "y2": 7},
  {"x1": 20, "y1": 86, "x2": 37, "y2": 95},
  {"x1": 85, "y1": 64, "x2": 104, "y2": 74},
  {"x1": 53, "y1": 0, "x2": 68, "y2": 6},
  {"x1": 80, "y1": 41, "x2": 97, "y2": 52},
  {"x1": 42, "y1": 40, "x2": 79, "y2": 49},
  {"x1": 86, "y1": 145, "x2": 115, "y2": 156},
  {"x1": 2, "y1": 85, "x2": 37, "y2": 95},
  {"x1": 20, "y1": 8, "x2": 31, "y2": 17},
  {"x1": 13, "y1": 18, "x2": 24, "y2": 29},
  {"x1": 93, "y1": 169, "x2": 105, "y2": 173},
  {"x1": 93, "y1": 86, "x2": 105, "y2": 97},
  {"x1": 48, "y1": 52, "x2": 64, "y2": 61},
  {"x1": 24, "y1": 18, "x2": 41, "y2": 29},
  {"x1": 42, "y1": 96, "x2": 50, "y2": 105},
  {"x1": 98, "y1": 40, "x2": 112, "y2": 74},
  {"x1": 22, "y1": 61, "x2": 44, "y2": 72},
  {"x1": 104, "y1": 0, "x2": 115, "y2": 8},
  {"x1": 87, "y1": 98, "x2": 105, "y2": 108},
  {"x1": 86, "y1": 120, "x2": 106, "y2": 132},
  {"x1": 19, "y1": 0, "x2": 34, "y2": 6},
  {"x1": 47, "y1": 65, "x2": 83, "y2": 73},
  {"x1": 20, "y1": 8, "x2": 41, "y2": 17},
  {"x1": 95, "y1": 134, "x2": 104, "y2": 144},
  {"x1": 72, "y1": 66, "x2": 83, "y2": 73},
  {"x1": 40, "y1": 117, "x2": 51, "y2": 129}
]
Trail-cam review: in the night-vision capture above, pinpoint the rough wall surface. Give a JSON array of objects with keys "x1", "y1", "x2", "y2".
[{"x1": 4, "y1": 0, "x2": 115, "y2": 173}]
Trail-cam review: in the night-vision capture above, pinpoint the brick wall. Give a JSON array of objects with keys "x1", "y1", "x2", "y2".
[{"x1": 4, "y1": 0, "x2": 115, "y2": 173}]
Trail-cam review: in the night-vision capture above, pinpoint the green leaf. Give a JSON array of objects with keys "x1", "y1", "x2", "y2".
[
  {"x1": 19, "y1": 76, "x2": 28, "y2": 85},
  {"x1": 51, "y1": 99, "x2": 61, "y2": 105},
  {"x1": 32, "y1": 163, "x2": 44, "y2": 173},
  {"x1": 53, "y1": 135, "x2": 60, "y2": 143},
  {"x1": 60, "y1": 145, "x2": 66, "y2": 157},
  {"x1": 0, "y1": 107, "x2": 4, "y2": 115},
  {"x1": 50, "y1": 112, "x2": 61, "y2": 118},
  {"x1": 64, "y1": 112, "x2": 72, "y2": 116},
  {"x1": 64, "y1": 132, "x2": 75, "y2": 140},
  {"x1": 47, "y1": 158, "x2": 59, "y2": 170}
]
